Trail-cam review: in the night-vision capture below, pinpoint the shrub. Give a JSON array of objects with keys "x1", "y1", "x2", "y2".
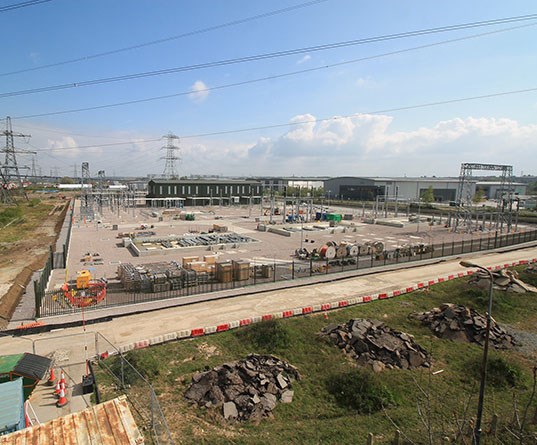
[
  {"x1": 236, "y1": 319, "x2": 290, "y2": 353},
  {"x1": 470, "y1": 355, "x2": 522, "y2": 388},
  {"x1": 327, "y1": 368, "x2": 395, "y2": 414},
  {"x1": 0, "y1": 207, "x2": 23, "y2": 225},
  {"x1": 27, "y1": 198, "x2": 41, "y2": 207}
]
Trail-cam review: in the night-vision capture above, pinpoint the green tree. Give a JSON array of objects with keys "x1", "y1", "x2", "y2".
[
  {"x1": 59, "y1": 176, "x2": 74, "y2": 184},
  {"x1": 473, "y1": 189, "x2": 485, "y2": 203},
  {"x1": 421, "y1": 186, "x2": 434, "y2": 203}
]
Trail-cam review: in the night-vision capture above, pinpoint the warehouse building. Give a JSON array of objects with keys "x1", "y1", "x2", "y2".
[
  {"x1": 147, "y1": 179, "x2": 263, "y2": 207},
  {"x1": 476, "y1": 181, "x2": 527, "y2": 199},
  {"x1": 323, "y1": 177, "x2": 472, "y2": 203}
]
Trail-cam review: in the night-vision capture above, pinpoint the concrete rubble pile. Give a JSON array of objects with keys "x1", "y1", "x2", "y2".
[
  {"x1": 321, "y1": 319, "x2": 431, "y2": 372},
  {"x1": 411, "y1": 303, "x2": 515, "y2": 349},
  {"x1": 469, "y1": 268, "x2": 537, "y2": 293},
  {"x1": 184, "y1": 354, "x2": 300, "y2": 422}
]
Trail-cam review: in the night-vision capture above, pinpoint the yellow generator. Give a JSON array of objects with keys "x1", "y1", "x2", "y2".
[{"x1": 76, "y1": 270, "x2": 92, "y2": 289}]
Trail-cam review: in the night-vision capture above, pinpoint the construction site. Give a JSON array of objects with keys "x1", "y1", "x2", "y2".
[{"x1": 29, "y1": 169, "x2": 534, "y2": 321}]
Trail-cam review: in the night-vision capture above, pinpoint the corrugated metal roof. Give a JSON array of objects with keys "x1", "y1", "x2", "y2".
[
  {"x1": 0, "y1": 396, "x2": 144, "y2": 445},
  {"x1": 0, "y1": 378, "x2": 24, "y2": 434},
  {"x1": 13, "y1": 353, "x2": 52, "y2": 381}
]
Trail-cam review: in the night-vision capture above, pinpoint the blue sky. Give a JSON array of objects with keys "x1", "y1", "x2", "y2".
[{"x1": 1, "y1": 0, "x2": 536, "y2": 178}]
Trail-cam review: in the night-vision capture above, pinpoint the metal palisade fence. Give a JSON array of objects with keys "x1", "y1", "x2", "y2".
[{"x1": 36, "y1": 228, "x2": 537, "y2": 318}]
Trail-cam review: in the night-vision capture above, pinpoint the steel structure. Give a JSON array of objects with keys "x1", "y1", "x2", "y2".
[
  {"x1": 80, "y1": 161, "x2": 94, "y2": 220},
  {"x1": 161, "y1": 133, "x2": 181, "y2": 179},
  {"x1": 1, "y1": 116, "x2": 35, "y2": 201},
  {"x1": 454, "y1": 162, "x2": 514, "y2": 233}
]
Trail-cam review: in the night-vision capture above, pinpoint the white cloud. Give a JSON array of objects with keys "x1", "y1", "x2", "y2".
[
  {"x1": 244, "y1": 114, "x2": 537, "y2": 176},
  {"x1": 296, "y1": 54, "x2": 311, "y2": 65},
  {"x1": 20, "y1": 114, "x2": 537, "y2": 178},
  {"x1": 188, "y1": 80, "x2": 209, "y2": 103}
]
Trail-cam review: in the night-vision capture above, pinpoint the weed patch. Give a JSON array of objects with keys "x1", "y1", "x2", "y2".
[{"x1": 326, "y1": 368, "x2": 395, "y2": 414}]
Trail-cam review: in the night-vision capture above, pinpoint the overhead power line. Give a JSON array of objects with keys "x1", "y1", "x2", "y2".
[
  {"x1": 1, "y1": 13, "x2": 537, "y2": 99},
  {"x1": 32, "y1": 86, "x2": 537, "y2": 151},
  {"x1": 0, "y1": 0, "x2": 52, "y2": 13},
  {"x1": 12, "y1": 22, "x2": 536, "y2": 121},
  {"x1": 0, "y1": 0, "x2": 330, "y2": 77}
]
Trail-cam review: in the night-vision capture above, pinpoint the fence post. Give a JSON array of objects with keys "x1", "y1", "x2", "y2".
[
  {"x1": 490, "y1": 413, "x2": 498, "y2": 438},
  {"x1": 367, "y1": 432, "x2": 374, "y2": 445},
  {"x1": 120, "y1": 358, "x2": 125, "y2": 390},
  {"x1": 62, "y1": 243, "x2": 67, "y2": 268},
  {"x1": 392, "y1": 430, "x2": 401, "y2": 445},
  {"x1": 34, "y1": 280, "x2": 41, "y2": 319},
  {"x1": 292, "y1": 260, "x2": 295, "y2": 280}
]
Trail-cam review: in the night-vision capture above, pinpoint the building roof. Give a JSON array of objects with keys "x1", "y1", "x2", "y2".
[
  {"x1": 475, "y1": 181, "x2": 527, "y2": 186},
  {"x1": 0, "y1": 353, "x2": 52, "y2": 381},
  {"x1": 0, "y1": 396, "x2": 144, "y2": 445},
  {"x1": 149, "y1": 178, "x2": 260, "y2": 185},
  {"x1": 0, "y1": 354, "x2": 22, "y2": 375},
  {"x1": 0, "y1": 378, "x2": 24, "y2": 433},
  {"x1": 326, "y1": 176, "x2": 464, "y2": 183}
]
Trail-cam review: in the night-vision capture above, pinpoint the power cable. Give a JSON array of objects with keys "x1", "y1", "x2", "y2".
[
  {"x1": 11, "y1": 22, "x2": 536, "y2": 121},
  {"x1": 30, "y1": 86, "x2": 537, "y2": 151},
  {"x1": 0, "y1": 0, "x2": 329, "y2": 77},
  {"x1": 0, "y1": 0, "x2": 52, "y2": 13},
  {"x1": 2, "y1": 13, "x2": 537, "y2": 99}
]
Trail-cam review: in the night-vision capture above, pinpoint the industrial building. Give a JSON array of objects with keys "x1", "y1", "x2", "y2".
[
  {"x1": 475, "y1": 181, "x2": 527, "y2": 199},
  {"x1": 323, "y1": 177, "x2": 468, "y2": 202},
  {"x1": 146, "y1": 179, "x2": 263, "y2": 207}
]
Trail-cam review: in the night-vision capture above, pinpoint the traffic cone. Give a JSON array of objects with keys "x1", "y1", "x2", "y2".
[
  {"x1": 47, "y1": 368, "x2": 56, "y2": 386},
  {"x1": 57, "y1": 388, "x2": 68, "y2": 407},
  {"x1": 323, "y1": 311, "x2": 329, "y2": 320},
  {"x1": 59, "y1": 371, "x2": 66, "y2": 386},
  {"x1": 54, "y1": 381, "x2": 61, "y2": 397}
]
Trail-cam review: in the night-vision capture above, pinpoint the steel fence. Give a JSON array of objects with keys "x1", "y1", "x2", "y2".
[
  {"x1": 37, "y1": 228, "x2": 537, "y2": 317},
  {"x1": 95, "y1": 333, "x2": 174, "y2": 445}
]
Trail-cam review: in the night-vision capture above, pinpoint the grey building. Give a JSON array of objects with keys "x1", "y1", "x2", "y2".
[
  {"x1": 476, "y1": 181, "x2": 527, "y2": 199},
  {"x1": 147, "y1": 179, "x2": 262, "y2": 207},
  {"x1": 324, "y1": 177, "x2": 471, "y2": 202}
]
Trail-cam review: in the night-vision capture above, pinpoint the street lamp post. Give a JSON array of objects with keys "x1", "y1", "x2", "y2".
[{"x1": 460, "y1": 260, "x2": 494, "y2": 445}]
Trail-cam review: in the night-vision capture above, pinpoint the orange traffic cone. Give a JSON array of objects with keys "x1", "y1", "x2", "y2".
[
  {"x1": 59, "y1": 371, "x2": 66, "y2": 386},
  {"x1": 47, "y1": 368, "x2": 56, "y2": 386},
  {"x1": 323, "y1": 311, "x2": 329, "y2": 320},
  {"x1": 57, "y1": 388, "x2": 68, "y2": 407},
  {"x1": 54, "y1": 382, "x2": 61, "y2": 397}
]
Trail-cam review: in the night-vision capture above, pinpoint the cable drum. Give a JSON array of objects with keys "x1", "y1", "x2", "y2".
[
  {"x1": 336, "y1": 244, "x2": 347, "y2": 258},
  {"x1": 347, "y1": 244, "x2": 359, "y2": 257},
  {"x1": 319, "y1": 244, "x2": 336, "y2": 259}
]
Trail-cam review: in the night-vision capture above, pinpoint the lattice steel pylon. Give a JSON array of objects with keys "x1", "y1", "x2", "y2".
[
  {"x1": 80, "y1": 161, "x2": 94, "y2": 221},
  {"x1": 454, "y1": 162, "x2": 514, "y2": 233},
  {"x1": 161, "y1": 133, "x2": 181, "y2": 179},
  {"x1": 1, "y1": 116, "x2": 35, "y2": 201}
]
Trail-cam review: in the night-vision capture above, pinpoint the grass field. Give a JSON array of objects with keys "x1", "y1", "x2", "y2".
[
  {"x1": 95, "y1": 268, "x2": 537, "y2": 444},
  {"x1": 0, "y1": 199, "x2": 54, "y2": 245}
]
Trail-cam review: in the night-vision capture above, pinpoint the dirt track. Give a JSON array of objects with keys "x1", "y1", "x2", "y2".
[{"x1": 0, "y1": 198, "x2": 67, "y2": 328}]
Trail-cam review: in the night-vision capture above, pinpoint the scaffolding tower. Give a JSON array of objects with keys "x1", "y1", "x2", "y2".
[{"x1": 453, "y1": 162, "x2": 514, "y2": 233}]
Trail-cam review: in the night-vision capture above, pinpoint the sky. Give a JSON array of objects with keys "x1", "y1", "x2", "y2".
[{"x1": 1, "y1": 0, "x2": 536, "y2": 179}]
